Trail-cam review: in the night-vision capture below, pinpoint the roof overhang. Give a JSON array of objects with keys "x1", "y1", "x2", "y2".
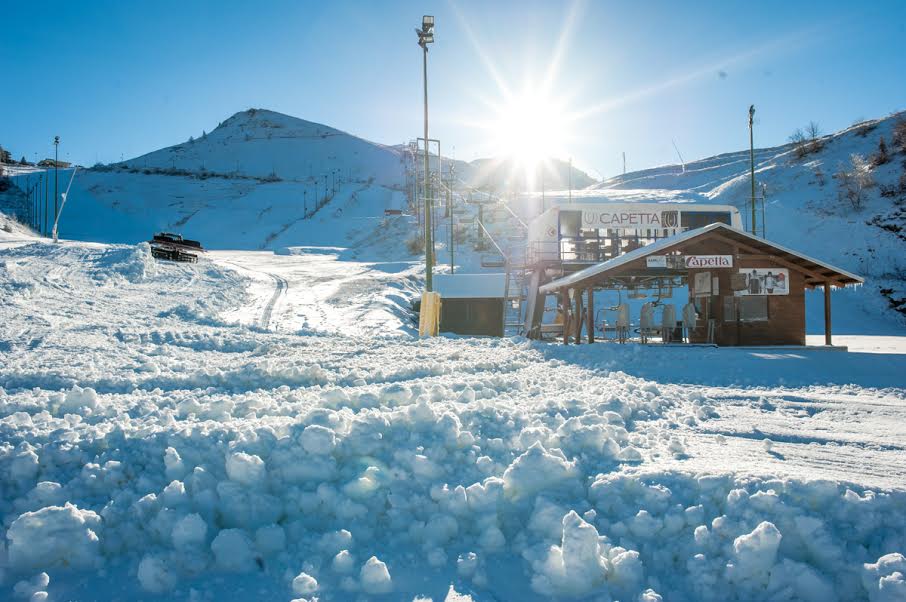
[{"x1": 539, "y1": 223, "x2": 863, "y2": 294}]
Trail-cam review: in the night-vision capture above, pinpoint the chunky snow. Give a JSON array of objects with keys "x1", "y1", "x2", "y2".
[{"x1": 0, "y1": 236, "x2": 903, "y2": 601}]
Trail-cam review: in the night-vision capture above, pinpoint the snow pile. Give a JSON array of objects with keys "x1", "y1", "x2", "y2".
[
  {"x1": 6, "y1": 503, "x2": 102, "y2": 571},
  {"x1": 1, "y1": 239, "x2": 904, "y2": 600},
  {"x1": 863, "y1": 554, "x2": 906, "y2": 602}
]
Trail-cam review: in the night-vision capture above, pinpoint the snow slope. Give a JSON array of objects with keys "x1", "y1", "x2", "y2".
[
  {"x1": 27, "y1": 109, "x2": 409, "y2": 250},
  {"x1": 1, "y1": 238, "x2": 905, "y2": 601}
]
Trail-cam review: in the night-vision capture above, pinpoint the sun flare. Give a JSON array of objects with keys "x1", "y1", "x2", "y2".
[{"x1": 489, "y1": 90, "x2": 570, "y2": 171}]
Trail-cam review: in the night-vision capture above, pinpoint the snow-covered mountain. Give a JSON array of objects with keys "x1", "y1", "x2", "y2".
[{"x1": 59, "y1": 109, "x2": 410, "y2": 250}]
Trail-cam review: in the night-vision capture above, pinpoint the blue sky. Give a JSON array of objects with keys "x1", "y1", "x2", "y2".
[{"x1": 2, "y1": 0, "x2": 905, "y2": 177}]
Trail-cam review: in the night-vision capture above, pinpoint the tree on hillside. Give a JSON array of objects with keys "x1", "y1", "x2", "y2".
[
  {"x1": 806, "y1": 121, "x2": 823, "y2": 154},
  {"x1": 789, "y1": 129, "x2": 808, "y2": 159},
  {"x1": 893, "y1": 119, "x2": 906, "y2": 153},
  {"x1": 872, "y1": 137, "x2": 890, "y2": 167},
  {"x1": 835, "y1": 154, "x2": 874, "y2": 210},
  {"x1": 806, "y1": 121, "x2": 821, "y2": 140}
]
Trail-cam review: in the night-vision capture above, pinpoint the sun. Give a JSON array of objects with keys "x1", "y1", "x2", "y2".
[{"x1": 490, "y1": 89, "x2": 569, "y2": 170}]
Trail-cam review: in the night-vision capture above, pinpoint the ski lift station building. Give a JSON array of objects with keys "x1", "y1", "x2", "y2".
[
  {"x1": 434, "y1": 201, "x2": 864, "y2": 346},
  {"x1": 534, "y1": 221, "x2": 863, "y2": 346}
]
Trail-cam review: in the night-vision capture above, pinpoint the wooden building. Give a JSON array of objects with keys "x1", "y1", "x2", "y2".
[
  {"x1": 434, "y1": 273, "x2": 505, "y2": 337},
  {"x1": 536, "y1": 223, "x2": 863, "y2": 347}
]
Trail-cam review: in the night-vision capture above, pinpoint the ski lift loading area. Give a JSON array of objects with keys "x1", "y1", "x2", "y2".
[
  {"x1": 430, "y1": 201, "x2": 863, "y2": 348},
  {"x1": 531, "y1": 222, "x2": 862, "y2": 347}
]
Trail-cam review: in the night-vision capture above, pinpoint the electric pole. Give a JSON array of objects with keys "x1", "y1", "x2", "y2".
[
  {"x1": 44, "y1": 164, "x2": 48, "y2": 235},
  {"x1": 568, "y1": 157, "x2": 572, "y2": 204},
  {"x1": 748, "y1": 105, "x2": 757, "y2": 235},
  {"x1": 54, "y1": 136, "x2": 60, "y2": 229},
  {"x1": 761, "y1": 183, "x2": 767, "y2": 238},
  {"x1": 417, "y1": 15, "x2": 435, "y2": 292}
]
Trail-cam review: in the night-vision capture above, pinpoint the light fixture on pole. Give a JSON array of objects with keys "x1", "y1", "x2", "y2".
[
  {"x1": 54, "y1": 136, "x2": 60, "y2": 228},
  {"x1": 417, "y1": 15, "x2": 435, "y2": 292},
  {"x1": 748, "y1": 105, "x2": 756, "y2": 235}
]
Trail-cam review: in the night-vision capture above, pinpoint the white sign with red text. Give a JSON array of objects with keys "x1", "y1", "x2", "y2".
[{"x1": 685, "y1": 255, "x2": 733, "y2": 268}]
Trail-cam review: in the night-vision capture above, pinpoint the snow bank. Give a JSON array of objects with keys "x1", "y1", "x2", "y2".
[
  {"x1": 1, "y1": 239, "x2": 904, "y2": 601},
  {"x1": 6, "y1": 503, "x2": 102, "y2": 571}
]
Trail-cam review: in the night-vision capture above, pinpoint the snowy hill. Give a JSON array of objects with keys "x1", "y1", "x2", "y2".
[
  {"x1": 124, "y1": 108, "x2": 404, "y2": 187},
  {"x1": 536, "y1": 112, "x2": 906, "y2": 330},
  {"x1": 462, "y1": 156, "x2": 596, "y2": 192},
  {"x1": 52, "y1": 109, "x2": 410, "y2": 250}
]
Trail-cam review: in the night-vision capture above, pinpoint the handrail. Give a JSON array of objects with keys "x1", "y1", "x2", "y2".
[
  {"x1": 476, "y1": 218, "x2": 508, "y2": 259},
  {"x1": 499, "y1": 201, "x2": 527, "y2": 230}
]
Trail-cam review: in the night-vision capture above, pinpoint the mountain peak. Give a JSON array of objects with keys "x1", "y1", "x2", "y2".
[{"x1": 215, "y1": 108, "x2": 341, "y2": 138}]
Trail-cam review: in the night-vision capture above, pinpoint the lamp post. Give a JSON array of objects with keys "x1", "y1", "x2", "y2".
[
  {"x1": 417, "y1": 15, "x2": 435, "y2": 291},
  {"x1": 54, "y1": 136, "x2": 60, "y2": 229},
  {"x1": 748, "y1": 105, "x2": 756, "y2": 235}
]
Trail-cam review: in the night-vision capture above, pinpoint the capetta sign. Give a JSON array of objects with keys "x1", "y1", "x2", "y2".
[
  {"x1": 685, "y1": 255, "x2": 733, "y2": 268},
  {"x1": 646, "y1": 255, "x2": 734, "y2": 269},
  {"x1": 582, "y1": 209, "x2": 680, "y2": 229}
]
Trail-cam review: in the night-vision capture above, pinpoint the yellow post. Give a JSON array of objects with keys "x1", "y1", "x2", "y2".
[{"x1": 419, "y1": 291, "x2": 442, "y2": 336}]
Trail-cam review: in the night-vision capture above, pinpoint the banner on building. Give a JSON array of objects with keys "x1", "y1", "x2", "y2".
[
  {"x1": 646, "y1": 255, "x2": 732, "y2": 269},
  {"x1": 693, "y1": 272, "x2": 712, "y2": 297},
  {"x1": 735, "y1": 268, "x2": 789, "y2": 296}
]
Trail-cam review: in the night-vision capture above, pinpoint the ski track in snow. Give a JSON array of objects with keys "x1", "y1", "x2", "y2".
[
  {"x1": 1, "y1": 238, "x2": 905, "y2": 602},
  {"x1": 261, "y1": 273, "x2": 288, "y2": 330}
]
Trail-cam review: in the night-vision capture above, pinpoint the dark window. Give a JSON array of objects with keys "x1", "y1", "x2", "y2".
[
  {"x1": 738, "y1": 296, "x2": 768, "y2": 322},
  {"x1": 723, "y1": 296, "x2": 736, "y2": 322},
  {"x1": 559, "y1": 210, "x2": 581, "y2": 237},
  {"x1": 681, "y1": 211, "x2": 732, "y2": 230}
]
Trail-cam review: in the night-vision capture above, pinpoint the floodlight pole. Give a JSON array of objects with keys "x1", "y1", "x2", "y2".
[
  {"x1": 54, "y1": 136, "x2": 60, "y2": 229},
  {"x1": 418, "y1": 16, "x2": 435, "y2": 292},
  {"x1": 748, "y1": 105, "x2": 756, "y2": 235}
]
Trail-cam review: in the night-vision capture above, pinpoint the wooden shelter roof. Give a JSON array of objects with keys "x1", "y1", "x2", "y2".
[{"x1": 539, "y1": 223, "x2": 863, "y2": 293}]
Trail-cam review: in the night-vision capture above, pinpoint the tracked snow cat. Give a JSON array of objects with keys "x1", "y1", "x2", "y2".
[{"x1": 149, "y1": 232, "x2": 204, "y2": 263}]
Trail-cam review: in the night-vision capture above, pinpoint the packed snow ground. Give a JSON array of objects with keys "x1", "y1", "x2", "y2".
[{"x1": 1, "y1": 238, "x2": 905, "y2": 602}]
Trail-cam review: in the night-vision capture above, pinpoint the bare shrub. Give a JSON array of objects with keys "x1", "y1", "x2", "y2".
[
  {"x1": 835, "y1": 154, "x2": 874, "y2": 210},
  {"x1": 405, "y1": 235, "x2": 425, "y2": 255},
  {"x1": 879, "y1": 183, "x2": 897, "y2": 198},
  {"x1": 872, "y1": 137, "x2": 890, "y2": 167},
  {"x1": 853, "y1": 118, "x2": 876, "y2": 137},
  {"x1": 813, "y1": 166, "x2": 826, "y2": 187},
  {"x1": 789, "y1": 122, "x2": 823, "y2": 158},
  {"x1": 893, "y1": 119, "x2": 906, "y2": 153},
  {"x1": 806, "y1": 121, "x2": 824, "y2": 154},
  {"x1": 789, "y1": 129, "x2": 808, "y2": 159}
]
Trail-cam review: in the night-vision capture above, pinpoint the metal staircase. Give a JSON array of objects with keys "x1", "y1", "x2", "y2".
[
  {"x1": 502, "y1": 246, "x2": 528, "y2": 336},
  {"x1": 441, "y1": 181, "x2": 531, "y2": 336}
]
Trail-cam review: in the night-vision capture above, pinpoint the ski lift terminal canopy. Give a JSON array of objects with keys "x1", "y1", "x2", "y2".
[{"x1": 539, "y1": 223, "x2": 863, "y2": 293}]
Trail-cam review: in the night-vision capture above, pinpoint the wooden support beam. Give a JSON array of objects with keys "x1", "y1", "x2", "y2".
[
  {"x1": 574, "y1": 289, "x2": 582, "y2": 344},
  {"x1": 561, "y1": 289, "x2": 569, "y2": 345},
  {"x1": 587, "y1": 288, "x2": 595, "y2": 344},
  {"x1": 824, "y1": 281, "x2": 832, "y2": 346}
]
